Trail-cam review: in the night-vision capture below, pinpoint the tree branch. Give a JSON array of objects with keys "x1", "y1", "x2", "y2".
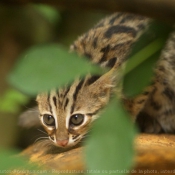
[{"x1": 12, "y1": 134, "x2": 175, "y2": 175}]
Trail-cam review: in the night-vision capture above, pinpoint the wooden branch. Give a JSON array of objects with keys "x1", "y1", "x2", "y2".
[
  {"x1": 2, "y1": 0, "x2": 175, "y2": 23},
  {"x1": 10, "y1": 134, "x2": 175, "y2": 175}
]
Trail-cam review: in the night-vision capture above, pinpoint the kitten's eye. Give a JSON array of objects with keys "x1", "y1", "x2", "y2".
[
  {"x1": 43, "y1": 114, "x2": 55, "y2": 126},
  {"x1": 70, "y1": 114, "x2": 84, "y2": 126}
]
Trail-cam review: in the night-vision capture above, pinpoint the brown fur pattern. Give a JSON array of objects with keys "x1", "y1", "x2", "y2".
[
  {"x1": 70, "y1": 13, "x2": 150, "y2": 69},
  {"x1": 36, "y1": 12, "x2": 175, "y2": 148}
]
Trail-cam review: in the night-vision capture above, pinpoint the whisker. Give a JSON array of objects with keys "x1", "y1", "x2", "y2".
[
  {"x1": 34, "y1": 137, "x2": 49, "y2": 143},
  {"x1": 31, "y1": 133, "x2": 46, "y2": 141},
  {"x1": 37, "y1": 129, "x2": 47, "y2": 135},
  {"x1": 22, "y1": 106, "x2": 38, "y2": 111}
]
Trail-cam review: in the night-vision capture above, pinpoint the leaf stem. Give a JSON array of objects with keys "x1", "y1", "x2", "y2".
[{"x1": 124, "y1": 38, "x2": 165, "y2": 75}]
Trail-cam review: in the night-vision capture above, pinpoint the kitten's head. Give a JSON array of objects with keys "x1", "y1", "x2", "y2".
[{"x1": 36, "y1": 70, "x2": 116, "y2": 148}]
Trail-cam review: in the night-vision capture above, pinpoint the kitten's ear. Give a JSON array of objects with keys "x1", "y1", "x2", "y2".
[
  {"x1": 89, "y1": 68, "x2": 120, "y2": 96},
  {"x1": 92, "y1": 68, "x2": 119, "y2": 88},
  {"x1": 18, "y1": 106, "x2": 41, "y2": 128}
]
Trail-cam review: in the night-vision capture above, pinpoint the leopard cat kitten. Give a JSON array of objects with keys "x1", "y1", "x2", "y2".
[
  {"x1": 36, "y1": 12, "x2": 151, "y2": 148},
  {"x1": 36, "y1": 12, "x2": 175, "y2": 148}
]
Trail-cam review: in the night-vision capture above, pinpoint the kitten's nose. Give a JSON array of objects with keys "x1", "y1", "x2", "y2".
[{"x1": 57, "y1": 139, "x2": 68, "y2": 147}]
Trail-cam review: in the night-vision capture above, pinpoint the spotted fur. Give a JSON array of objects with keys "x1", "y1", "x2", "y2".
[
  {"x1": 70, "y1": 13, "x2": 150, "y2": 69},
  {"x1": 36, "y1": 12, "x2": 175, "y2": 148}
]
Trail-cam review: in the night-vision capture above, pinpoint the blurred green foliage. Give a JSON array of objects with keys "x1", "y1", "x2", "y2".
[
  {"x1": 0, "y1": 149, "x2": 37, "y2": 170},
  {"x1": 8, "y1": 44, "x2": 101, "y2": 95},
  {"x1": 124, "y1": 21, "x2": 172, "y2": 97},
  {"x1": 0, "y1": 89, "x2": 28, "y2": 113},
  {"x1": 34, "y1": 4, "x2": 60, "y2": 25},
  {"x1": 86, "y1": 98, "x2": 136, "y2": 175}
]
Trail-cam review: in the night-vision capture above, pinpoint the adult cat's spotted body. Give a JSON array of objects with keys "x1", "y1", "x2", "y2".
[{"x1": 36, "y1": 12, "x2": 175, "y2": 148}]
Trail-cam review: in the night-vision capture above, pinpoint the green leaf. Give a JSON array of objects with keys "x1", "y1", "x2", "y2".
[
  {"x1": 0, "y1": 148, "x2": 54, "y2": 175},
  {"x1": 124, "y1": 38, "x2": 164, "y2": 75},
  {"x1": 123, "y1": 40, "x2": 163, "y2": 97},
  {"x1": 85, "y1": 98, "x2": 136, "y2": 175},
  {"x1": 123, "y1": 21, "x2": 173, "y2": 97},
  {"x1": 0, "y1": 89, "x2": 29, "y2": 113},
  {"x1": 0, "y1": 149, "x2": 39, "y2": 171},
  {"x1": 8, "y1": 44, "x2": 100, "y2": 95}
]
